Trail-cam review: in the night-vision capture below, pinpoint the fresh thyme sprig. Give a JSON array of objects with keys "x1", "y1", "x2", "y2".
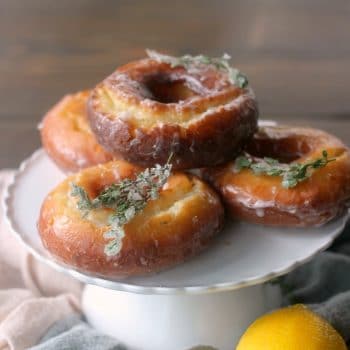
[
  {"x1": 70, "y1": 161, "x2": 172, "y2": 256},
  {"x1": 235, "y1": 150, "x2": 336, "y2": 188},
  {"x1": 146, "y1": 49, "x2": 248, "y2": 89}
]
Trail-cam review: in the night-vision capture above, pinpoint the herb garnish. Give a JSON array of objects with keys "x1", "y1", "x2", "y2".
[
  {"x1": 146, "y1": 49, "x2": 248, "y2": 89},
  {"x1": 71, "y1": 161, "x2": 172, "y2": 256},
  {"x1": 235, "y1": 150, "x2": 336, "y2": 188}
]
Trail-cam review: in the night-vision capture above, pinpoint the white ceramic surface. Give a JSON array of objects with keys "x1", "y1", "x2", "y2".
[
  {"x1": 4, "y1": 148, "x2": 349, "y2": 295},
  {"x1": 82, "y1": 283, "x2": 281, "y2": 350}
]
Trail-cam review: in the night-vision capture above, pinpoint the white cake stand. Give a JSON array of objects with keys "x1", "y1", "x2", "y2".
[{"x1": 4, "y1": 149, "x2": 349, "y2": 350}]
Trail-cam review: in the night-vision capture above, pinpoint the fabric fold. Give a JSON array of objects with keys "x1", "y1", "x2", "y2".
[{"x1": 0, "y1": 171, "x2": 82, "y2": 350}]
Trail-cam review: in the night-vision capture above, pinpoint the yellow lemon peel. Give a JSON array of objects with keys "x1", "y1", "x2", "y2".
[{"x1": 236, "y1": 304, "x2": 346, "y2": 350}]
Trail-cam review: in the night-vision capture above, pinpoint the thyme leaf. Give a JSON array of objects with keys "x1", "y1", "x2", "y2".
[
  {"x1": 70, "y1": 161, "x2": 172, "y2": 256},
  {"x1": 70, "y1": 183, "x2": 93, "y2": 215},
  {"x1": 234, "y1": 150, "x2": 336, "y2": 188},
  {"x1": 146, "y1": 49, "x2": 248, "y2": 88}
]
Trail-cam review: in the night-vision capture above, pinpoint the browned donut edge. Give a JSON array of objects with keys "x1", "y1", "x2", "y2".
[
  {"x1": 87, "y1": 91, "x2": 258, "y2": 169},
  {"x1": 88, "y1": 58, "x2": 258, "y2": 169},
  {"x1": 40, "y1": 91, "x2": 115, "y2": 173},
  {"x1": 38, "y1": 162, "x2": 225, "y2": 277},
  {"x1": 203, "y1": 126, "x2": 350, "y2": 227}
]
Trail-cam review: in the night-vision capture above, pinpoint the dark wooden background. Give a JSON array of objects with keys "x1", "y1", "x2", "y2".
[{"x1": 1, "y1": 0, "x2": 350, "y2": 168}]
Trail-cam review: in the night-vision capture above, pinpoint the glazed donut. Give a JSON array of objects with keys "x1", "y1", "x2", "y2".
[
  {"x1": 88, "y1": 55, "x2": 258, "y2": 169},
  {"x1": 40, "y1": 90, "x2": 117, "y2": 173},
  {"x1": 38, "y1": 161, "x2": 224, "y2": 277},
  {"x1": 205, "y1": 125, "x2": 350, "y2": 227}
]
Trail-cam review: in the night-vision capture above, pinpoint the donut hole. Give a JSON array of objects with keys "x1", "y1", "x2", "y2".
[
  {"x1": 145, "y1": 74, "x2": 198, "y2": 103},
  {"x1": 246, "y1": 136, "x2": 312, "y2": 163}
]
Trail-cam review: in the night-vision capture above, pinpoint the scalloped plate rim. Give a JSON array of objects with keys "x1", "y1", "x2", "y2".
[{"x1": 3, "y1": 148, "x2": 349, "y2": 295}]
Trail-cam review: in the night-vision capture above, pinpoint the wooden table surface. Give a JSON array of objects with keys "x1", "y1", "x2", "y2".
[{"x1": 1, "y1": 0, "x2": 350, "y2": 168}]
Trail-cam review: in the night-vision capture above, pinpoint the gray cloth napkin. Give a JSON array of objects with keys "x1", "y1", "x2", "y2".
[
  {"x1": 30, "y1": 223, "x2": 350, "y2": 349},
  {"x1": 278, "y1": 223, "x2": 350, "y2": 344},
  {"x1": 28, "y1": 315, "x2": 126, "y2": 350}
]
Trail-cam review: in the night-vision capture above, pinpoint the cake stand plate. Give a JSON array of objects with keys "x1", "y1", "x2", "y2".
[{"x1": 4, "y1": 149, "x2": 349, "y2": 350}]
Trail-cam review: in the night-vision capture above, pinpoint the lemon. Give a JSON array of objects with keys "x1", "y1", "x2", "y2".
[{"x1": 236, "y1": 304, "x2": 347, "y2": 350}]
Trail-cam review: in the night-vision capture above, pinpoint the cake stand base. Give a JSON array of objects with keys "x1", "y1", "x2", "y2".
[{"x1": 82, "y1": 283, "x2": 281, "y2": 350}]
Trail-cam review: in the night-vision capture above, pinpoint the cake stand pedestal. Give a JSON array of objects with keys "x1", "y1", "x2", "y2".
[{"x1": 83, "y1": 283, "x2": 280, "y2": 350}]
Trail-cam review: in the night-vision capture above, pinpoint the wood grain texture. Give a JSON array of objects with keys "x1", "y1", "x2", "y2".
[{"x1": 0, "y1": 0, "x2": 349, "y2": 167}]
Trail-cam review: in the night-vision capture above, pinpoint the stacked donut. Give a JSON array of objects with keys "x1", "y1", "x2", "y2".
[{"x1": 38, "y1": 50, "x2": 350, "y2": 278}]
